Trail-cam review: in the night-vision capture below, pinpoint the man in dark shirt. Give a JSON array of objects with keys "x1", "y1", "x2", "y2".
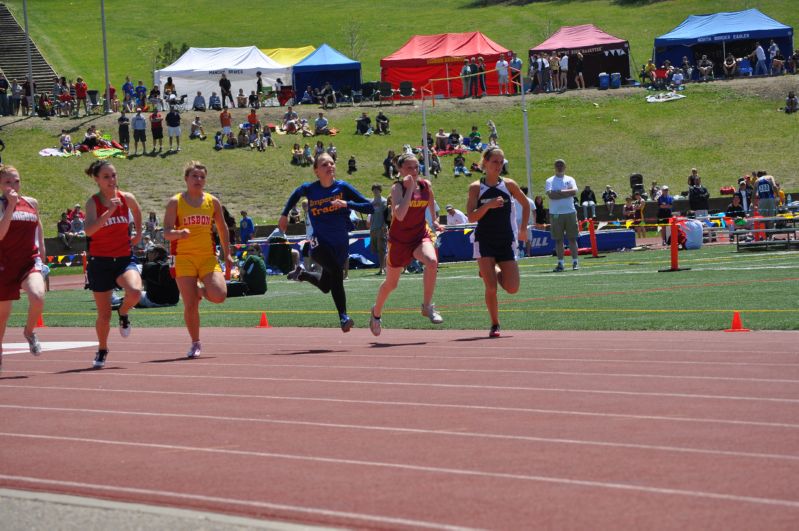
[
  {"x1": 57, "y1": 213, "x2": 75, "y2": 250},
  {"x1": 138, "y1": 247, "x2": 179, "y2": 307},
  {"x1": 355, "y1": 112, "x2": 372, "y2": 135},
  {"x1": 375, "y1": 111, "x2": 390, "y2": 135},
  {"x1": 0, "y1": 74, "x2": 9, "y2": 116},
  {"x1": 580, "y1": 185, "x2": 597, "y2": 220},
  {"x1": 219, "y1": 74, "x2": 234, "y2": 108},
  {"x1": 688, "y1": 176, "x2": 710, "y2": 217},
  {"x1": 726, "y1": 194, "x2": 746, "y2": 218},
  {"x1": 117, "y1": 111, "x2": 130, "y2": 149},
  {"x1": 165, "y1": 107, "x2": 181, "y2": 152}
]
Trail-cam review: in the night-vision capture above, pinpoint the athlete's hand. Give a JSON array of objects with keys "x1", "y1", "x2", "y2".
[
  {"x1": 402, "y1": 173, "x2": 417, "y2": 187},
  {"x1": 432, "y1": 221, "x2": 444, "y2": 233},
  {"x1": 131, "y1": 232, "x2": 142, "y2": 246},
  {"x1": 178, "y1": 228, "x2": 191, "y2": 239},
  {"x1": 330, "y1": 199, "x2": 348, "y2": 210},
  {"x1": 4, "y1": 188, "x2": 19, "y2": 209},
  {"x1": 518, "y1": 227, "x2": 528, "y2": 243},
  {"x1": 225, "y1": 254, "x2": 234, "y2": 272},
  {"x1": 108, "y1": 197, "x2": 122, "y2": 209},
  {"x1": 278, "y1": 215, "x2": 288, "y2": 234},
  {"x1": 489, "y1": 196, "x2": 505, "y2": 209}
]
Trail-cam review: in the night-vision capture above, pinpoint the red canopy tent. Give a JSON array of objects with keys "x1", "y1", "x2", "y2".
[
  {"x1": 530, "y1": 24, "x2": 631, "y2": 88},
  {"x1": 381, "y1": 32, "x2": 511, "y2": 98}
]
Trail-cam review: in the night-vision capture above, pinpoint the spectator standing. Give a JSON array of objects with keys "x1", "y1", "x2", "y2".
[
  {"x1": 0, "y1": 73, "x2": 9, "y2": 116},
  {"x1": 657, "y1": 185, "x2": 674, "y2": 244},
  {"x1": 754, "y1": 42, "x2": 769, "y2": 76},
  {"x1": 468, "y1": 57, "x2": 480, "y2": 98},
  {"x1": 688, "y1": 176, "x2": 710, "y2": 217},
  {"x1": 239, "y1": 210, "x2": 255, "y2": 245},
  {"x1": 496, "y1": 53, "x2": 509, "y2": 95},
  {"x1": 165, "y1": 106, "x2": 181, "y2": 152},
  {"x1": 219, "y1": 107, "x2": 232, "y2": 139},
  {"x1": 550, "y1": 52, "x2": 560, "y2": 91},
  {"x1": 477, "y1": 57, "x2": 487, "y2": 97},
  {"x1": 735, "y1": 178, "x2": 752, "y2": 214},
  {"x1": 74, "y1": 77, "x2": 88, "y2": 116},
  {"x1": 573, "y1": 52, "x2": 585, "y2": 89},
  {"x1": 753, "y1": 173, "x2": 778, "y2": 219},
  {"x1": 460, "y1": 59, "x2": 471, "y2": 99},
  {"x1": 131, "y1": 108, "x2": 147, "y2": 155},
  {"x1": 602, "y1": 185, "x2": 618, "y2": 218},
  {"x1": 545, "y1": 159, "x2": 580, "y2": 271},
  {"x1": 559, "y1": 52, "x2": 569, "y2": 90},
  {"x1": 509, "y1": 52, "x2": 522, "y2": 94},
  {"x1": 149, "y1": 109, "x2": 164, "y2": 152},
  {"x1": 579, "y1": 185, "x2": 597, "y2": 220},
  {"x1": 117, "y1": 111, "x2": 130, "y2": 150},
  {"x1": 633, "y1": 191, "x2": 646, "y2": 238},
  {"x1": 768, "y1": 40, "x2": 780, "y2": 74},
  {"x1": 10, "y1": 79, "x2": 22, "y2": 115},
  {"x1": 219, "y1": 74, "x2": 234, "y2": 108},
  {"x1": 369, "y1": 184, "x2": 389, "y2": 275}
]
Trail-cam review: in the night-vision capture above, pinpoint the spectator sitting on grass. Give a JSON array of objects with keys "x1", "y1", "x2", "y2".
[
  {"x1": 315, "y1": 112, "x2": 330, "y2": 135},
  {"x1": 375, "y1": 111, "x2": 390, "y2": 134},
  {"x1": 447, "y1": 129, "x2": 462, "y2": 150},
  {"x1": 291, "y1": 143, "x2": 303, "y2": 165},
  {"x1": 192, "y1": 91, "x2": 206, "y2": 111},
  {"x1": 209, "y1": 92, "x2": 222, "y2": 111},
  {"x1": 348, "y1": 155, "x2": 357, "y2": 175},
  {"x1": 383, "y1": 150, "x2": 397, "y2": 178},
  {"x1": 213, "y1": 131, "x2": 224, "y2": 150},
  {"x1": 453, "y1": 153, "x2": 470, "y2": 176},
  {"x1": 326, "y1": 142, "x2": 337, "y2": 161},
  {"x1": 236, "y1": 88, "x2": 247, "y2": 108},
  {"x1": 670, "y1": 69, "x2": 685, "y2": 89},
  {"x1": 785, "y1": 91, "x2": 798, "y2": 114},
  {"x1": 237, "y1": 128, "x2": 248, "y2": 147},
  {"x1": 300, "y1": 86, "x2": 315, "y2": 105},
  {"x1": 468, "y1": 125, "x2": 482, "y2": 151},
  {"x1": 190, "y1": 116, "x2": 206, "y2": 139},
  {"x1": 429, "y1": 153, "x2": 441, "y2": 177},
  {"x1": 59, "y1": 129, "x2": 73, "y2": 153},
  {"x1": 434, "y1": 128, "x2": 448, "y2": 151},
  {"x1": 302, "y1": 143, "x2": 313, "y2": 165},
  {"x1": 355, "y1": 112, "x2": 372, "y2": 135},
  {"x1": 248, "y1": 90, "x2": 259, "y2": 108}
]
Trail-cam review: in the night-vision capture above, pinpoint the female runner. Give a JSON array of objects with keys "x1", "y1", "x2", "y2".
[
  {"x1": 281, "y1": 152, "x2": 373, "y2": 331},
  {"x1": 163, "y1": 161, "x2": 232, "y2": 358},
  {"x1": 466, "y1": 147, "x2": 530, "y2": 337},
  {"x1": 83, "y1": 161, "x2": 143, "y2": 368},
  {"x1": 0, "y1": 164, "x2": 45, "y2": 368},
  {"x1": 369, "y1": 153, "x2": 443, "y2": 336}
]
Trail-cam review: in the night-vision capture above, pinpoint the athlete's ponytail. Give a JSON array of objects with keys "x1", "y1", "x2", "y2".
[
  {"x1": 85, "y1": 160, "x2": 112, "y2": 177},
  {"x1": 183, "y1": 160, "x2": 207, "y2": 177}
]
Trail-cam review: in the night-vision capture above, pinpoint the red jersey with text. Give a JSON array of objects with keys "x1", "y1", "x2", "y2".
[
  {"x1": 89, "y1": 192, "x2": 131, "y2": 257},
  {"x1": 388, "y1": 180, "x2": 433, "y2": 245},
  {"x1": 0, "y1": 195, "x2": 40, "y2": 265}
]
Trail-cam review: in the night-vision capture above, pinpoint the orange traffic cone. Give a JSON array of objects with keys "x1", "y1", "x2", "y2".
[
  {"x1": 257, "y1": 312, "x2": 270, "y2": 329},
  {"x1": 36, "y1": 314, "x2": 46, "y2": 328},
  {"x1": 724, "y1": 311, "x2": 750, "y2": 332}
]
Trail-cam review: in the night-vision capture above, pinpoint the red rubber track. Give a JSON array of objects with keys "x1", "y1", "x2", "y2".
[{"x1": 2, "y1": 327, "x2": 798, "y2": 529}]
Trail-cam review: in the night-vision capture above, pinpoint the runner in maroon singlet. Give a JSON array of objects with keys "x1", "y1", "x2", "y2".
[
  {"x1": 83, "y1": 161, "x2": 142, "y2": 369},
  {"x1": 0, "y1": 164, "x2": 46, "y2": 369},
  {"x1": 369, "y1": 153, "x2": 443, "y2": 336}
]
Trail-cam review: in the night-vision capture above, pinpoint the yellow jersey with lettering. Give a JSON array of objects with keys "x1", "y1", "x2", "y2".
[{"x1": 173, "y1": 192, "x2": 215, "y2": 256}]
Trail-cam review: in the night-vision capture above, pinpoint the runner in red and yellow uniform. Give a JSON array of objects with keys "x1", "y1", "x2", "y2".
[
  {"x1": 0, "y1": 165, "x2": 46, "y2": 368},
  {"x1": 163, "y1": 161, "x2": 233, "y2": 359},
  {"x1": 83, "y1": 160, "x2": 143, "y2": 368}
]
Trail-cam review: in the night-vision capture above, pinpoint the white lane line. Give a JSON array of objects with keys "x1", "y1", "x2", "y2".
[
  {"x1": 0, "y1": 475, "x2": 473, "y2": 531},
  {"x1": 2, "y1": 434, "x2": 799, "y2": 511},
  {"x1": 3, "y1": 384, "x2": 798, "y2": 430},
  {"x1": 14, "y1": 358, "x2": 799, "y2": 383},
  {"x1": 6, "y1": 370, "x2": 799, "y2": 404},
  {"x1": 3, "y1": 404, "x2": 797, "y2": 462}
]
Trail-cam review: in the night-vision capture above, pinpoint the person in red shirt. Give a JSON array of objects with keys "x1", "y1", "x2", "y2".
[
  {"x1": 150, "y1": 109, "x2": 164, "y2": 152},
  {"x1": 83, "y1": 160, "x2": 143, "y2": 369},
  {"x1": 369, "y1": 153, "x2": 443, "y2": 336},
  {"x1": 0, "y1": 164, "x2": 46, "y2": 366},
  {"x1": 74, "y1": 76, "x2": 88, "y2": 116}
]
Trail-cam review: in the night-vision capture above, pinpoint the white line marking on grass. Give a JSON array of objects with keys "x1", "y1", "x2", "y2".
[
  {"x1": 3, "y1": 384, "x2": 799, "y2": 430},
  {"x1": 1, "y1": 436, "x2": 799, "y2": 510},
  {"x1": 0, "y1": 474, "x2": 475, "y2": 531},
  {"x1": 3, "y1": 404, "x2": 797, "y2": 462},
  {"x1": 7, "y1": 370, "x2": 799, "y2": 404}
]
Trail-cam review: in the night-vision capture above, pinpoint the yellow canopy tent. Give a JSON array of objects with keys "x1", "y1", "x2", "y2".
[{"x1": 261, "y1": 46, "x2": 316, "y2": 66}]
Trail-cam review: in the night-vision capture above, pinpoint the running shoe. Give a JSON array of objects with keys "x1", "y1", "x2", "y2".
[
  {"x1": 340, "y1": 315, "x2": 354, "y2": 333},
  {"x1": 286, "y1": 264, "x2": 305, "y2": 281},
  {"x1": 572, "y1": 262, "x2": 580, "y2": 271},
  {"x1": 489, "y1": 324, "x2": 501, "y2": 338},
  {"x1": 552, "y1": 264, "x2": 565, "y2": 273},
  {"x1": 369, "y1": 307, "x2": 382, "y2": 337},
  {"x1": 118, "y1": 312, "x2": 131, "y2": 338},
  {"x1": 24, "y1": 332, "x2": 42, "y2": 356},
  {"x1": 93, "y1": 349, "x2": 108, "y2": 369},
  {"x1": 421, "y1": 303, "x2": 444, "y2": 325},
  {"x1": 187, "y1": 341, "x2": 202, "y2": 359}
]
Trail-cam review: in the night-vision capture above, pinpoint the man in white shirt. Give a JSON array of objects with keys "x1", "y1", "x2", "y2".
[
  {"x1": 545, "y1": 159, "x2": 580, "y2": 271},
  {"x1": 559, "y1": 53, "x2": 569, "y2": 90},
  {"x1": 496, "y1": 54, "x2": 509, "y2": 95},
  {"x1": 754, "y1": 42, "x2": 768, "y2": 76},
  {"x1": 445, "y1": 204, "x2": 468, "y2": 225}
]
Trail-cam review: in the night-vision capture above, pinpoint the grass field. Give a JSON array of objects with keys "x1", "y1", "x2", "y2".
[
  {"x1": 7, "y1": 245, "x2": 799, "y2": 331},
  {"x1": 2, "y1": 76, "x2": 798, "y2": 236}
]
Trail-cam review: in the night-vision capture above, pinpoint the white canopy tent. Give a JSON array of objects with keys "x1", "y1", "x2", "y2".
[{"x1": 154, "y1": 47, "x2": 291, "y2": 104}]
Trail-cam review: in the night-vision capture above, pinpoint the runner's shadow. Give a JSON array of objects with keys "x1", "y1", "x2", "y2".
[
  {"x1": 453, "y1": 336, "x2": 506, "y2": 342},
  {"x1": 55, "y1": 366, "x2": 126, "y2": 374},
  {"x1": 145, "y1": 356, "x2": 217, "y2": 363},
  {"x1": 272, "y1": 349, "x2": 345, "y2": 356},
  {"x1": 0, "y1": 375, "x2": 28, "y2": 380},
  {"x1": 369, "y1": 342, "x2": 428, "y2": 348}
]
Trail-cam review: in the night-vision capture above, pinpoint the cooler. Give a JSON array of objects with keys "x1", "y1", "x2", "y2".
[{"x1": 598, "y1": 73, "x2": 609, "y2": 90}]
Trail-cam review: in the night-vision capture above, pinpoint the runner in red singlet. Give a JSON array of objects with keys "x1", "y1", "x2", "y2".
[
  {"x1": 369, "y1": 153, "x2": 443, "y2": 336},
  {"x1": 0, "y1": 164, "x2": 46, "y2": 369},
  {"x1": 83, "y1": 161, "x2": 142, "y2": 369}
]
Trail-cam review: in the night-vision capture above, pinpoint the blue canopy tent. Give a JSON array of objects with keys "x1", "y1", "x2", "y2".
[
  {"x1": 654, "y1": 9, "x2": 793, "y2": 75},
  {"x1": 291, "y1": 44, "x2": 362, "y2": 92}
]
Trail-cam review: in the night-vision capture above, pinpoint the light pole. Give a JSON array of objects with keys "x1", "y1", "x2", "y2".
[
  {"x1": 101, "y1": 0, "x2": 111, "y2": 113},
  {"x1": 519, "y1": 70, "x2": 533, "y2": 197},
  {"x1": 23, "y1": 0, "x2": 34, "y2": 116}
]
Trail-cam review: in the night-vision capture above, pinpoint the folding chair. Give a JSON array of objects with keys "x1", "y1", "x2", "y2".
[
  {"x1": 339, "y1": 86, "x2": 354, "y2": 107},
  {"x1": 377, "y1": 81, "x2": 395, "y2": 106},
  {"x1": 87, "y1": 90, "x2": 104, "y2": 114},
  {"x1": 397, "y1": 81, "x2": 415, "y2": 104},
  {"x1": 360, "y1": 83, "x2": 377, "y2": 106}
]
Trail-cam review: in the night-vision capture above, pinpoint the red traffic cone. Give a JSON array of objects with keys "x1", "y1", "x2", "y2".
[
  {"x1": 36, "y1": 314, "x2": 46, "y2": 328},
  {"x1": 257, "y1": 312, "x2": 270, "y2": 329},
  {"x1": 724, "y1": 311, "x2": 750, "y2": 332}
]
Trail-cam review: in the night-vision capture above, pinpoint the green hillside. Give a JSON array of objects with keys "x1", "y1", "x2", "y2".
[{"x1": 5, "y1": 0, "x2": 798, "y2": 87}]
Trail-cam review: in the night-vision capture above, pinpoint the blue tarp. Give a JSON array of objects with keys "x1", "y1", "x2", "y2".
[
  {"x1": 292, "y1": 44, "x2": 361, "y2": 92},
  {"x1": 654, "y1": 9, "x2": 793, "y2": 71}
]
